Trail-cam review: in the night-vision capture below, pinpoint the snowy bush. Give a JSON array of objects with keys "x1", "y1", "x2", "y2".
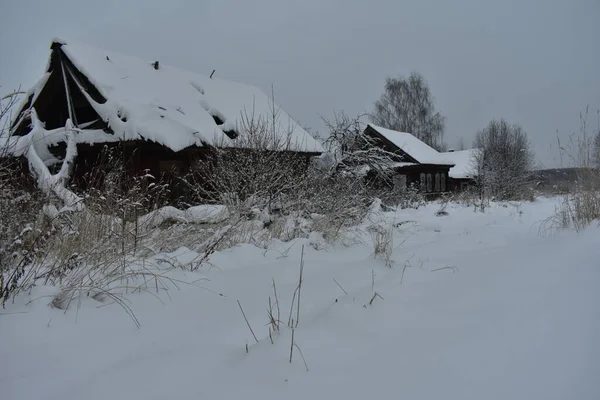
[
  {"x1": 472, "y1": 119, "x2": 535, "y2": 201},
  {"x1": 183, "y1": 108, "x2": 391, "y2": 246}
]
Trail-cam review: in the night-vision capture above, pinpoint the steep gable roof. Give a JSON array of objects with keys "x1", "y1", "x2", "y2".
[
  {"x1": 366, "y1": 124, "x2": 453, "y2": 165},
  {"x1": 10, "y1": 39, "x2": 323, "y2": 154}
]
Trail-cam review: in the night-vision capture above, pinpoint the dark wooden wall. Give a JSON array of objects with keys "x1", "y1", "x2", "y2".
[
  {"x1": 393, "y1": 164, "x2": 452, "y2": 194},
  {"x1": 68, "y1": 140, "x2": 316, "y2": 204}
]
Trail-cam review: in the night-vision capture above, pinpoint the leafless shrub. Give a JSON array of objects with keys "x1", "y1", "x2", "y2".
[
  {"x1": 472, "y1": 119, "x2": 535, "y2": 202},
  {"x1": 184, "y1": 107, "x2": 389, "y2": 247},
  {"x1": 186, "y1": 99, "x2": 308, "y2": 215}
]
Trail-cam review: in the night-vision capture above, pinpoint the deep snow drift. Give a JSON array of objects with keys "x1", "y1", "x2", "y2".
[{"x1": 1, "y1": 198, "x2": 599, "y2": 400}]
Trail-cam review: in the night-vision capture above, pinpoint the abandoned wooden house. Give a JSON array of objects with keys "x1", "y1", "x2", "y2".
[
  {"x1": 3, "y1": 39, "x2": 323, "y2": 200},
  {"x1": 363, "y1": 124, "x2": 479, "y2": 194}
]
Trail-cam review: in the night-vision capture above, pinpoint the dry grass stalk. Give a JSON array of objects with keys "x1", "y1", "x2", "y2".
[{"x1": 237, "y1": 299, "x2": 259, "y2": 343}]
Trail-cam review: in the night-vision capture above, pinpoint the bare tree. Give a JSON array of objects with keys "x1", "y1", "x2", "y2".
[
  {"x1": 472, "y1": 119, "x2": 535, "y2": 200},
  {"x1": 321, "y1": 111, "x2": 397, "y2": 183},
  {"x1": 456, "y1": 136, "x2": 467, "y2": 151},
  {"x1": 371, "y1": 72, "x2": 446, "y2": 151}
]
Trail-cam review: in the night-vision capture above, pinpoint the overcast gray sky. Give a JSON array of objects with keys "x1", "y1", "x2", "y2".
[{"x1": 1, "y1": 0, "x2": 598, "y2": 167}]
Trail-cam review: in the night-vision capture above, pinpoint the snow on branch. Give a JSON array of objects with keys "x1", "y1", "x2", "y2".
[
  {"x1": 322, "y1": 111, "x2": 399, "y2": 181},
  {"x1": 22, "y1": 109, "x2": 84, "y2": 212}
]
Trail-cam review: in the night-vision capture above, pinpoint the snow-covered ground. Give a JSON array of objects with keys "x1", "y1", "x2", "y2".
[{"x1": 1, "y1": 198, "x2": 599, "y2": 400}]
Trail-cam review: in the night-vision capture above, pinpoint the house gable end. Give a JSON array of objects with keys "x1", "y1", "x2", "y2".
[
  {"x1": 10, "y1": 43, "x2": 108, "y2": 135},
  {"x1": 363, "y1": 125, "x2": 419, "y2": 164}
]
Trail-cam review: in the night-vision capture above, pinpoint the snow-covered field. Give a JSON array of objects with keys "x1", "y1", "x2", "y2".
[{"x1": 1, "y1": 197, "x2": 599, "y2": 400}]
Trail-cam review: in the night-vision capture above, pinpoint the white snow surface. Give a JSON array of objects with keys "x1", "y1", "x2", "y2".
[
  {"x1": 442, "y1": 148, "x2": 482, "y2": 179},
  {"x1": 33, "y1": 39, "x2": 323, "y2": 153},
  {"x1": 368, "y1": 123, "x2": 454, "y2": 165},
  {"x1": 1, "y1": 198, "x2": 599, "y2": 400}
]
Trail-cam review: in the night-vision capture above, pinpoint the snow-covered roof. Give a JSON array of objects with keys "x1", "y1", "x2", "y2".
[
  {"x1": 388, "y1": 161, "x2": 418, "y2": 168},
  {"x1": 367, "y1": 124, "x2": 454, "y2": 165},
  {"x1": 441, "y1": 149, "x2": 481, "y2": 179},
  {"x1": 15, "y1": 39, "x2": 323, "y2": 154}
]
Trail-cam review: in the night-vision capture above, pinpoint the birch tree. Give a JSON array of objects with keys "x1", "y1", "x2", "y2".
[{"x1": 371, "y1": 72, "x2": 446, "y2": 151}]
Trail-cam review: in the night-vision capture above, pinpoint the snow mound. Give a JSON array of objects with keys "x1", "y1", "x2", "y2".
[{"x1": 184, "y1": 205, "x2": 230, "y2": 224}]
